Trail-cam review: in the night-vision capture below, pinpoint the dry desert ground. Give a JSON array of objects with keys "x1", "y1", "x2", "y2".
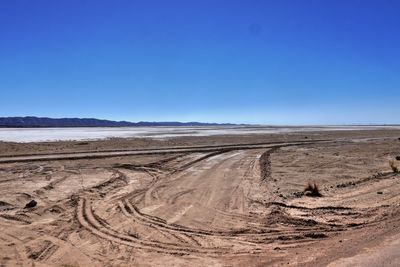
[{"x1": 0, "y1": 130, "x2": 400, "y2": 266}]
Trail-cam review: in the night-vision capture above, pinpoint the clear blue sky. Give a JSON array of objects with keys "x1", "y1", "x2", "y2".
[{"x1": 1, "y1": 0, "x2": 399, "y2": 124}]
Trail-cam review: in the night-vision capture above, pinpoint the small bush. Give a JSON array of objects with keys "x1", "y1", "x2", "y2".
[
  {"x1": 389, "y1": 160, "x2": 399, "y2": 173},
  {"x1": 304, "y1": 182, "x2": 322, "y2": 197}
]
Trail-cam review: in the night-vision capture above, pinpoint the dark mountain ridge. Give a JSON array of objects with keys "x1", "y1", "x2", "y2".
[{"x1": 0, "y1": 116, "x2": 237, "y2": 127}]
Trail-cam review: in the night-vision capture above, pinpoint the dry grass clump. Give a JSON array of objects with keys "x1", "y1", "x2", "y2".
[
  {"x1": 389, "y1": 160, "x2": 399, "y2": 173},
  {"x1": 304, "y1": 182, "x2": 322, "y2": 197}
]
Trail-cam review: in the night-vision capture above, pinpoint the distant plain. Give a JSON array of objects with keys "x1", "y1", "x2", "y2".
[{"x1": 1, "y1": 125, "x2": 400, "y2": 142}]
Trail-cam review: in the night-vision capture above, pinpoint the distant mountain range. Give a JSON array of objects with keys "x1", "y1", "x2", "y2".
[{"x1": 0, "y1": 117, "x2": 238, "y2": 127}]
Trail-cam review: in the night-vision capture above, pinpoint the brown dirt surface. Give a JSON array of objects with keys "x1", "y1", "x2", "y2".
[{"x1": 1, "y1": 129, "x2": 400, "y2": 266}]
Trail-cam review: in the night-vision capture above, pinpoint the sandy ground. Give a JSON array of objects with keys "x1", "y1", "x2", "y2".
[{"x1": 0, "y1": 130, "x2": 400, "y2": 266}]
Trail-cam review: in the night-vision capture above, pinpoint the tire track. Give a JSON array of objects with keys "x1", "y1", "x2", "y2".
[
  {"x1": 0, "y1": 140, "x2": 333, "y2": 164},
  {"x1": 77, "y1": 198, "x2": 263, "y2": 255},
  {"x1": 119, "y1": 199, "x2": 333, "y2": 241}
]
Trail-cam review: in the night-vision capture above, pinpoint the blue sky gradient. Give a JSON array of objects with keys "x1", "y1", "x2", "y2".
[{"x1": 1, "y1": 0, "x2": 399, "y2": 124}]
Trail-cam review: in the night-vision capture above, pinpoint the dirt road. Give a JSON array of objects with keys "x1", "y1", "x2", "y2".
[
  {"x1": 0, "y1": 139, "x2": 328, "y2": 163},
  {"x1": 0, "y1": 132, "x2": 400, "y2": 266}
]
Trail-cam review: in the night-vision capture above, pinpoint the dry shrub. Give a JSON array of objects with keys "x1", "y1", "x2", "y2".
[
  {"x1": 304, "y1": 182, "x2": 322, "y2": 197},
  {"x1": 389, "y1": 160, "x2": 399, "y2": 173}
]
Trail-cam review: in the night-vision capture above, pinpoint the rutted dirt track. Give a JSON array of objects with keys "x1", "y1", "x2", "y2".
[{"x1": 0, "y1": 131, "x2": 400, "y2": 266}]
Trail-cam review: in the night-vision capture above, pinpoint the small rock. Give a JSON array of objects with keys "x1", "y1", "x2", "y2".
[
  {"x1": 377, "y1": 191, "x2": 383, "y2": 195},
  {"x1": 24, "y1": 200, "x2": 37, "y2": 209}
]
